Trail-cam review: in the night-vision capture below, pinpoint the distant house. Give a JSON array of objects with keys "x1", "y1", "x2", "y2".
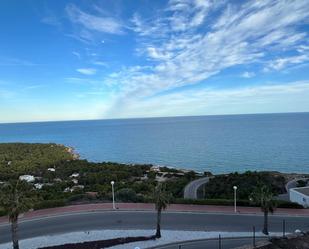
[
  {"x1": 64, "y1": 187, "x2": 71, "y2": 193},
  {"x1": 63, "y1": 185, "x2": 84, "y2": 193},
  {"x1": 34, "y1": 183, "x2": 44, "y2": 189},
  {"x1": 19, "y1": 175, "x2": 35, "y2": 182},
  {"x1": 70, "y1": 173, "x2": 80, "y2": 178},
  {"x1": 54, "y1": 178, "x2": 62, "y2": 182},
  {"x1": 73, "y1": 185, "x2": 84, "y2": 191},
  {"x1": 47, "y1": 168, "x2": 56, "y2": 172},
  {"x1": 290, "y1": 187, "x2": 309, "y2": 208},
  {"x1": 151, "y1": 166, "x2": 160, "y2": 172}
]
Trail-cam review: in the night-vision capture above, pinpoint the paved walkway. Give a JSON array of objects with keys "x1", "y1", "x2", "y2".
[
  {"x1": 184, "y1": 177, "x2": 210, "y2": 199},
  {"x1": 1, "y1": 203, "x2": 309, "y2": 224}
]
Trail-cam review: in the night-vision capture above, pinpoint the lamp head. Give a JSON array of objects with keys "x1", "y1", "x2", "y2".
[
  {"x1": 233, "y1": 186, "x2": 237, "y2": 190},
  {"x1": 111, "y1": 181, "x2": 115, "y2": 185}
]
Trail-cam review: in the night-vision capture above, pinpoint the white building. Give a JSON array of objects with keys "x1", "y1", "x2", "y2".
[
  {"x1": 47, "y1": 168, "x2": 56, "y2": 172},
  {"x1": 34, "y1": 183, "x2": 44, "y2": 189},
  {"x1": 19, "y1": 175, "x2": 35, "y2": 182},
  {"x1": 289, "y1": 187, "x2": 309, "y2": 208},
  {"x1": 70, "y1": 173, "x2": 79, "y2": 178}
]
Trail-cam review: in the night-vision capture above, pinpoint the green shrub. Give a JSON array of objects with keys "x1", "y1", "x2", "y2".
[
  {"x1": 174, "y1": 198, "x2": 254, "y2": 206},
  {"x1": 200, "y1": 171, "x2": 286, "y2": 200},
  {"x1": 276, "y1": 200, "x2": 303, "y2": 209},
  {"x1": 33, "y1": 199, "x2": 67, "y2": 210},
  {"x1": 296, "y1": 180, "x2": 308, "y2": 188},
  {"x1": 174, "y1": 198, "x2": 304, "y2": 209},
  {"x1": 116, "y1": 188, "x2": 138, "y2": 202},
  {"x1": 0, "y1": 207, "x2": 7, "y2": 217}
]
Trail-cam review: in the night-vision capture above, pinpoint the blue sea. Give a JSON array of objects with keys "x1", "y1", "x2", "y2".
[{"x1": 0, "y1": 113, "x2": 308, "y2": 174}]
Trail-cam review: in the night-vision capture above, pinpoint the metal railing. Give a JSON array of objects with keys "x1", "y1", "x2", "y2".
[{"x1": 150, "y1": 219, "x2": 291, "y2": 249}]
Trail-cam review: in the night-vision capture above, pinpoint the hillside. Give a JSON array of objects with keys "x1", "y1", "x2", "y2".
[{"x1": 0, "y1": 143, "x2": 75, "y2": 180}]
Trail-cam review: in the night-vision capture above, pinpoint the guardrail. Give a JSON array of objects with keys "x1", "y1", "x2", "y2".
[{"x1": 148, "y1": 219, "x2": 291, "y2": 249}]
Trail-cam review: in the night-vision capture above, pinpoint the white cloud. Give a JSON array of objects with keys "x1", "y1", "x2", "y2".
[
  {"x1": 110, "y1": 0, "x2": 309, "y2": 103},
  {"x1": 66, "y1": 4, "x2": 124, "y2": 40},
  {"x1": 265, "y1": 54, "x2": 309, "y2": 71},
  {"x1": 91, "y1": 61, "x2": 105, "y2": 66},
  {"x1": 100, "y1": 0, "x2": 309, "y2": 116},
  {"x1": 241, "y1": 71, "x2": 255, "y2": 78},
  {"x1": 72, "y1": 51, "x2": 81, "y2": 59},
  {"x1": 103, "y1": 81, "x2": 309, "y2": 119},
  {"x1": 76, "y1": 68, "x2": 97, "y2": 75}
]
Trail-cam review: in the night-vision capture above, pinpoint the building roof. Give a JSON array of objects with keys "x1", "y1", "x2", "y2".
[{"x1": 292, "y1": 187, "x2": 309, "y2": 196}]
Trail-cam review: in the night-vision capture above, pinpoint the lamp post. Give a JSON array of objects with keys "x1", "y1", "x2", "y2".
[
  {"x1": 233, "y1": 186, "x2": 237, "y2": 213},
  {"x1": 111, "y1": 181, "x2": 115, "y2": 210}
]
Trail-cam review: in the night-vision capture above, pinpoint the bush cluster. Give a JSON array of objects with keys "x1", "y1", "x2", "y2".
[{"x1": 198, "y1": 171, "x2": 286, "y2": 199}]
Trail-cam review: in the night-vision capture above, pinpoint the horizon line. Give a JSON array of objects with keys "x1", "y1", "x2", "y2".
[{"x1": 0, "y1": 111, "x2": 309, "y2": 125}]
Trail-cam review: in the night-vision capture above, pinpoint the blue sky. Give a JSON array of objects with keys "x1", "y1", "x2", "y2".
[{"x1": 0, "y1": 0, "x2": 309, "y2": 123}]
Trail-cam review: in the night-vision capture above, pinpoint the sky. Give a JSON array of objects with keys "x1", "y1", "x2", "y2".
[{"x1": 0, "y1": 0, "x2": 309, "y2": 123}]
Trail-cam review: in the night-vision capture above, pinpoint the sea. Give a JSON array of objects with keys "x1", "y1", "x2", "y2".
[{"x1": 0, "y1": 113, "x2": 308, "y2": 174}]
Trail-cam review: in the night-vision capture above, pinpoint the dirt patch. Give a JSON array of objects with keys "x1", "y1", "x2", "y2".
[{"x1": 269, "y1": 232, "x2": 309, "y2": 249}]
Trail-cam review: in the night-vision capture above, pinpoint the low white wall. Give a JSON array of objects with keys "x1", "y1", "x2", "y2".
[{"x1": 290, "y1": 188, "x2": 309, "y2": 208}]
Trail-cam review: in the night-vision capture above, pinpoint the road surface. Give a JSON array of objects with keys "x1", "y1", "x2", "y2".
[
  {"x1": 1, "y1": 211, "x2": 308, "y2": 244},
  {"x1": 286, "y1": 178, "x2": 309, "y2": 192},
  {"x1": 184, "y1": 177, "x2": 210, "y2": 199}
]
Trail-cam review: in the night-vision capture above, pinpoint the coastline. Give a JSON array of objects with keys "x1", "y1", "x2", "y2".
[{"x1": 64, "y1": 146, "x2": 80, "y2": 160}]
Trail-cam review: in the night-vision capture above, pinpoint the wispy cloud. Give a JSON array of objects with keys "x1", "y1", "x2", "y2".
[
  {"x1": 41, "y1": 15, "x2": 61, "y2": 27},
  {"x1": 0, "y1": 57, "x2": 36, "y2": 66},
  {"x1": 72, "y1": 51, "x2": 81, "y2": 59},
  {"x1": 241, "y1": 71, "x2": 255, "y2": 78},
  {"x1": 66, "y1": 3, "x2": 124, "y2": 41},
  {"x1": 264, "y1": 54, "x2": 309, "y2": 71},
  {"x1": 108, "y1": 0, "x2": 309, "y2": 101},
  {"x1": 76, "y1": 68, "x2": 97, "y2": 75},
  {"x1": 103, "y1": 81, "x2": 309, "y2": 118}
]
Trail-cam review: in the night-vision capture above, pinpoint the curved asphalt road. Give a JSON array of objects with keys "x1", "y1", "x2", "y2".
[
  {"x1": 286, "y1": 178, "x2": 309, "y2": 192},
  {"x1": 184, "y1": 177, "x2": 210, "y2": 199},
  {"x1": 1, "y1": 211, "x2": 309, "y2": 244}
]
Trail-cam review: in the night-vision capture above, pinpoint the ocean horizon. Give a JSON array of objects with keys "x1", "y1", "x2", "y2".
[{"x1": 0, "y1": 112, "x2": 308, "y2": 174}]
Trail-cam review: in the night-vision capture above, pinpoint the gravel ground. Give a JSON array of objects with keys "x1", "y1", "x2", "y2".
[{"x1": 0, "y1": 230, "x2": 278, "y2": 249}]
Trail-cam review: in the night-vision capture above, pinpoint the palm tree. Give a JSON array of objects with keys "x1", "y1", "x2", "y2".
[
  {"x1": 250, "y1": 185, "x2": 276, "y2": 235},
  {"x1": 153, "y1": 183, "x2": 172, "y2": 238},
  {"x1": 0, "y1": 180, "x2": 35, "y2": 249}
]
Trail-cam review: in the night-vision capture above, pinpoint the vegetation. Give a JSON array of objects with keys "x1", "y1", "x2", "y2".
[
  {"x1": 0, "y1": 143, "x2": 74, "y2": 180},
  {"x1": 0, "y1": 143, "x2": 195, "y2": 213},
  {"x1": 0, "y1": 180, "x2": 36, "y2": 249},
  {"x1": 153, "y1": 183, "x2": 172, "y2": 238},
  {"x1": 250, "y1": 185, "x2": 277, "y2": 235},
  {"x1": 198, "y1": 171, "x2": 286, "y2": 200},
  {"x1": 174, "y1": 198, "x2": 303, "y2": 208},
  {"x1": 0, "y1": 143, "x2": 302, "y2": 219},
  {"x1": 296, "y1": 179, "x2": 308, "y2": 188}
]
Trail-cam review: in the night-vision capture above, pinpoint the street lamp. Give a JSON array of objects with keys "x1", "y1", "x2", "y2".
[
  {"x1": 111, "y1": 181, "x2": 115, "y2": 210},
  {"x1": 233, "y1": 186, "x2": 237, "y2": 213}
]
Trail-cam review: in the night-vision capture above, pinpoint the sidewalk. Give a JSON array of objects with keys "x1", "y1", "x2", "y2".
[{"x1": 1, "y1": 203, "x2": 308, "y2": 224}]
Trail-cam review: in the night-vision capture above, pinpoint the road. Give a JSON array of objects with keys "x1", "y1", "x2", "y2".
[
  {"x1": 184, "y1": 177, "x2": 210, "y2": 199},
  {"x1": 1, "y1": 211, "x2": 309, "y2": 244},
  {"x1": 286, "y1": 178, "x2": 309, "y2": 192}
]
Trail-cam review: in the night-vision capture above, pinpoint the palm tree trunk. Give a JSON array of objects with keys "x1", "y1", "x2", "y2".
[
  {"x1": 155, "y1": 208, "x2": 162, "y2": 238},
  {"x1": 11, "y1": 218, "x2": 19, "y2": 249},
  {"x1": 262, "y1": 210, "x2": 269, "y2": 235}
]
